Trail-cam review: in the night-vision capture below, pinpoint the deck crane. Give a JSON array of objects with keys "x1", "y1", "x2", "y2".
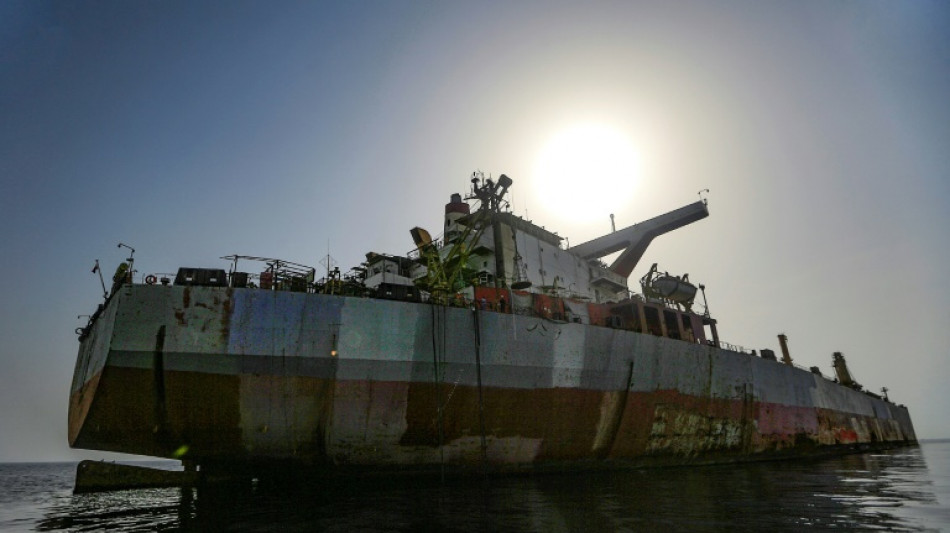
[{"x1": 568, "y1": 199, "x2": 709, "y2": 278}]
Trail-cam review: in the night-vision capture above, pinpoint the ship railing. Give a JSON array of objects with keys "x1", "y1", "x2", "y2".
[
  {"x1": 719, "y1": 340, "x2": 824, "y2": 374},
  {"x1": 138, "y1": 272, "x2": 177, "y2": 285},
  {"x1": 407, "y1": 237, "x2": 446, "y2": 261},
  {"x1": 221, "y1": 255, "x2": 316, "y2": 291},
  {"x1": 724, "y1": 346, "x2": 838, "y2": 381},
  {"x1": 789, "y1": 361, "x2": 833, "y2": 379}
]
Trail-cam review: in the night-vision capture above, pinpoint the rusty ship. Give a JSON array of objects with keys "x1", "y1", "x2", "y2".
[{"x1": 69, "y1": 172, "x2": 916, "y2": 476}]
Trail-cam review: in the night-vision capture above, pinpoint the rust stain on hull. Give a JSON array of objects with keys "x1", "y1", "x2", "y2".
[
  {"x1": 219, "y1": 288, "x2": 232, "y2": 345},
  {"x1": 70, "y1": 366, "x2": 916, "y2": 469},
  {"x1": 400, "y1": 383, "x2": 604, "y2": 461},
  {"x1": 68, "y1": 369, "x2": 102, "y2": 446}
]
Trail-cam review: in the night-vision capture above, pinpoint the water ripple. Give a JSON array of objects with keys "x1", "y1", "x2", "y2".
[{"x1": 1, "y1": 443, "x2": 946, "y2": 532}]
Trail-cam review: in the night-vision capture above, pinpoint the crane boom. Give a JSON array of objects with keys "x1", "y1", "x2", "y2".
[{"x1": 568, "y1": 200, "x2": 709, "y2": 278}]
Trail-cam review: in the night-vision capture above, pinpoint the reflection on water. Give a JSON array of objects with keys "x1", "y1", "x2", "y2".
[{"x1": 28, "y1": 444, "x2": 950, "y2": 532}]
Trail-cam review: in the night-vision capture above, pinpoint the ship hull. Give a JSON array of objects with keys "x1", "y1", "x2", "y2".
[{"x1": 69, "y1": 285, "x2": 916, "y2": 472}]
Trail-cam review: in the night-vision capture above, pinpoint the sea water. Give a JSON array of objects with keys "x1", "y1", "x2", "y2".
[{"x1": 2, "y1": 441, "x2": 948, "y2": 532}]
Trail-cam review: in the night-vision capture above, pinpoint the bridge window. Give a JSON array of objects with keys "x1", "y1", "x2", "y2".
[
  {"x1": 680, "y1": 314, "x2": 695, "y2": 342},
  {"x1": 644, "y1": 307, "x2": 662, "y2": 336},
  {"x1": 663, "y1": 310, "x2": 681, "y2": 340}
]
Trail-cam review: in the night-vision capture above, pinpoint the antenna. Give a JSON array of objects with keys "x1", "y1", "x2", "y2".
[
  {"x1": 320, "y1": 240, "x2": 337, "y2": 291},
  {"x1": 117, "y1": 242, "x2": 135, "y2": 259},
  {"x1": 118, "y1": 242, "x2": 135, "y2": 283},
  {"x1": 698, "y1": 283, "x2": 709, "y2": 317},
  {"x1": 92, "y1": 259, "x2": 107, "y2": 299}
]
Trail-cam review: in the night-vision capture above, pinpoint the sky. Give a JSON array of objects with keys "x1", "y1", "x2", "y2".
[{"x1": 1, "y1": 1, "x2": 948, "y2": 462}]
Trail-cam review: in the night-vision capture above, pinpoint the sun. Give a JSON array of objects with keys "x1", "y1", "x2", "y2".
[{"x1": 531, "y1": 123, "x2": 640, "y2": 223}]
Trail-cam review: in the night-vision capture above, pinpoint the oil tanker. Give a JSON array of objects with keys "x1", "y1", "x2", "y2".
[{"x1": 69, "y1": 172, "x2": 916, "y2": 475}]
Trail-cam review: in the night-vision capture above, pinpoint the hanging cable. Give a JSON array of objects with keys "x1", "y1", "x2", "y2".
[
  {"x1": 430, "y1": 304, "x2": 445, "y2": 482},
  {"x1": 440, "y1": 303, "x2": 448, "y2": 480},
  {"x1": 473, "y1": 307, "x2": 488, "y2": 479}
]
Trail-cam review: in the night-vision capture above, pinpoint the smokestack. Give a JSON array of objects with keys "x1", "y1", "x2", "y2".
[{"x1": 778, "y1": 334, "x2": 793, "y2": 366}]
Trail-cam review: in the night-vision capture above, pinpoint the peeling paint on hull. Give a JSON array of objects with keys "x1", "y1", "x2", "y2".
[{"x1": 69, "y1": 286, "x2": 917, "y2": 472}]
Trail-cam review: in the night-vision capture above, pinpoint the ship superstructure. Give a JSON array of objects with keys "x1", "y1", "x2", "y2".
[{"x1": 69, "y1": 172, "x2": 916, "y2": 475}]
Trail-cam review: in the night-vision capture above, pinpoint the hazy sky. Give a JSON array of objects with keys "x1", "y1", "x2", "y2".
[{"x1": 1, "y1": 1, "x2": 948, "y2": 462}]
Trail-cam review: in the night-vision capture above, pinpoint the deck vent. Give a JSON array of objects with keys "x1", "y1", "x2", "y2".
[
  {"x1": 230, "y1": 272, "x2": 249, "y2": 288},
  {"x1": 174, "y1": 268, "x2": 228, "y2": 287}
]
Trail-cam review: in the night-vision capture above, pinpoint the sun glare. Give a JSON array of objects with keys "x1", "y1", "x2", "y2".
[{"x1": 531, "y1": 123, "x2": 640, "y2": 223}]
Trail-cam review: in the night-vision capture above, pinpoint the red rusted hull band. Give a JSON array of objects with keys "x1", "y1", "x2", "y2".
[{"x1": 69, "y1": 365, "x2": 915, "y2": 469}]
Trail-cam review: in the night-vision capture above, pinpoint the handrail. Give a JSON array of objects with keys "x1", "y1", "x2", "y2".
[{"x1": 407, "y1": 237, "x2": 445, "y2": 261}]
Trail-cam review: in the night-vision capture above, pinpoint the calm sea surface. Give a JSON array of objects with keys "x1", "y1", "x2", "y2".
[{"x1": 2, "y1": 441, "x2": 949, "y2": 532}]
